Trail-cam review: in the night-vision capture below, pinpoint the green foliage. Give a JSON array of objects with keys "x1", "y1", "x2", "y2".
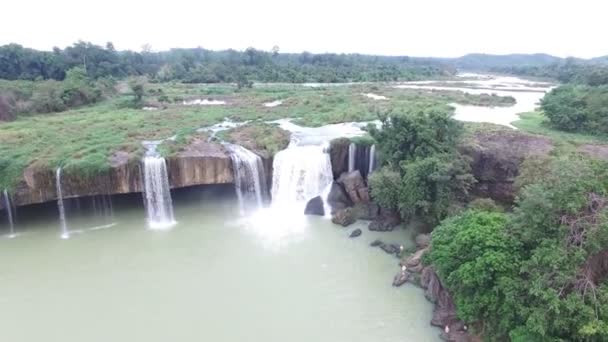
[
  {"x1": 468, "y1": 198, "x2": 503, "y2": 212},
  {"x1": 369, "y1": 108, "x2": 474, "y2": 223},
  {"x1": 0, "y1": 42, "x2": 453, "y2": 83},
  {"x1": 369, "y1": 167, "x2": 401, "y2": 210},
  {"x1": 430, "y1": 156, "x2": 608, "y2": 341},
  {"x1": 369, "y1": 108, "x2": 463, "y2": 167},
  {"x1": 540, "y1": 85, "x2": 608, "y2": 135},
  {"x1": 429, "y1": 210, "x2": 520, "y2": 334}
]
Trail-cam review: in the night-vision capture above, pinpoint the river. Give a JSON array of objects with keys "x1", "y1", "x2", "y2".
[{"x1": 0, "y1": 185, "x2": 440, "y2": 341}]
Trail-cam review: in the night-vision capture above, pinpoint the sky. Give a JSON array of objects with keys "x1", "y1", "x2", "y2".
[{"x1": 2, "y1": 0, "x2": 606, "y2": 58}]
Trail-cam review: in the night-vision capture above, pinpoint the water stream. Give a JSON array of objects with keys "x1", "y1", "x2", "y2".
[
  {"x1": 225, "y1": 143, "x2": 267, "y2": 213},
  {"x1": 348, "y1": 143, "x2": 356, "y2": 172},
  {"x1": 3, "y1": 189, "x2": 16, "y2": 237},
  {"x1": 142, "y1": 142, "x2": 176, "y2": 229},
  {"x1": 56, "y1": 168, "x2": 69, "y2": 239}
]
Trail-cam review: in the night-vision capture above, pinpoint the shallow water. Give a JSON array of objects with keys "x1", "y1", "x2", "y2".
[
  {"x1": 0, "y1": 186, "x2": 440, "y2": 342},
  {"x1": 395, "y1": 74, "x2": 554, "y2": 128}
]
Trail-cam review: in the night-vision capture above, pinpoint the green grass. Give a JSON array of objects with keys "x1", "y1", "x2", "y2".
[
  {"x1": 513, "y1": 111, "x2": 608, "y2": 145},
  {"x1": 0, "y1": 81, "x2": 520, "y2": 191}
]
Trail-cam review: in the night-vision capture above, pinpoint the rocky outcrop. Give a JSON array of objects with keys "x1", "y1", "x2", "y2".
[
  {"x1": 3, "y1": 141, "x2": 246, "y2": 209},
  {"x1": 337, "y1": 170, "x2": 369, "y2": 204},
  {"x1": 460, "y1": 130, "x2": 553, "y2": 203},
  {"x1": 368, "y1": 207, "x2": 401, "y2": 231},
  {"x1": 331, "y1": 208, "x2": 356, "y2": 227},
  {"x1": 329, "y1": 138, "x2": 350, "y2": 179},
  {"x1": 326, "y1": 182, "x2": 352, "y2": 213},
  {"x1": 304, "y1": 196, "x2": 325, "y2": 216},
  {"x1": 396, "y1": 236, "x2": 475, "y2": 342}
]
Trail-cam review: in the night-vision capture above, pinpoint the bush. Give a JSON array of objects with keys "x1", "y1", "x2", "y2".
[
  {"x1": 541, "y1": 85, "x2": 608, "y2": 134},
  {"x1": 0, "y1": 95, "x2": 15, "y2": 121},
  {"x1": 468, "y1": 198, "x2": 503, "y2": 212},
  {"x1": 369, "y1": 167, "x2": 401, "y2": 210}
]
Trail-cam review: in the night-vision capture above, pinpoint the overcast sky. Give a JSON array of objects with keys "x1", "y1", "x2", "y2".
[{"x1": 2, "y1": 0, "x2": 606, "y2": 58}]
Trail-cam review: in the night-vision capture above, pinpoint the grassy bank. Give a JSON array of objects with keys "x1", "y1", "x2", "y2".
[{"x1": 0, "y1": 81, "x2": 518, "y2": 190}]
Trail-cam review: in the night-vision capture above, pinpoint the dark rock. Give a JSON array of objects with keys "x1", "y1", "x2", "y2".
[
  {"x1": 304, "y1": 196, "x2": 325, "y2": 216},
  {"x1": 326, "y1": 182, "x2": 352, "y2": 213},
  {"x1": 352, "y1": 202, "x2": 380, "y2": 220},
  {"x1": 349, "y1": 228, "x2": 362, "y2": 238},
  {"x1": 329, "y1": 138, "x2": 351, "y2": 179},
  {"x1": 405, "y1": 247, "x2": 429, "y2": 267},
  {"x1": 331, "y1": 208, "x2": 356, "y2": 227},
  {"x1": 337, "y1": 170, "x2": 368, "y2": 204},
  {"x1": 370, "y1": 239, "x2": 384, "y2": 247},
  {"x1": 415, "y1": 233, "x2": 431, "y2": 248},
  {"x1": 380, "y1": 243, "x2": 401, "y2": 256},
  {"x1": 460, "y1": 130, "x2": 553, "y2": 204},
  {"x1": 392, "y1": 271, "x2": 410, "y2": 287},
  {"x1": 369, "y1": 207, "x2": 401, "y2": 231}
]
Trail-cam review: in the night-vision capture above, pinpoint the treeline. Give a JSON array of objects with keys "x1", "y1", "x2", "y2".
[
  {"x1": 0, "y1": 41, "x2": 453, "y2": 83},
  {"x1": 493, "y1": 60, "x2": 608, "y2": 86}
]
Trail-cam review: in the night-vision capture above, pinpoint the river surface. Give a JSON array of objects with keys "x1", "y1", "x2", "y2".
[
  {"x1": 395, "y1": 73, "x2": 554, "y2": 128},
  {"x1": 0, "y1": 186, "x2": 440, "y2": 342}
]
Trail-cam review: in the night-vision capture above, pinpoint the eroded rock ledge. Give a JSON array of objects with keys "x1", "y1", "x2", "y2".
[{"x1": 3, "y1": 141, "x2": 238, "y2": 209}]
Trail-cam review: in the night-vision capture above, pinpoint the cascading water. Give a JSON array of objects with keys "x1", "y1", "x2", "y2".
[
  {"x1": 225, "y1": 144, "x2": 267, "y2": 213},
  {"x1": 272, "y1": 144, "x2": 333, "y2": 204},
  {"x1": 142, "y1": 142, "x2": 176, "y2": 230},
  {"x1": 368, "y1": 144, "x2": 376, "y2": 175},
  {"x1": 56, "y1": 168, "x2": 69, "y2": 239},
  {"x1": 3, "y1": 190, "x2": 16, "y2": 238},
  {"x1": 348, "y1": 143, "x2": 357, "y2": 172}
]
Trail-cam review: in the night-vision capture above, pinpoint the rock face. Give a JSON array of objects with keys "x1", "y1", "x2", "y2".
[
  {"x1": 329, "y1": 138, "x2": 351, "y2": 179},
  {"x1": 460, "y1": 130, "x2": 553, "y2": 203},
  {"x1": 3, "y1": 140, "x2": 270, "y2": 209},
  {"x1": 304, "y1": 196, "x2": 325, "y2": 216},
  {"x1": 368, "y1": 207, "x2": 401, "y2": 231},
  {"x1": 326, "y1": 182, "x2": 352, "y2": 213},
  {"x1": 337, "y1": 170, "x2": 369, "y2": 204},
  {"x1": 331, "y1": 208, "x2": 356, "y2": 227}
]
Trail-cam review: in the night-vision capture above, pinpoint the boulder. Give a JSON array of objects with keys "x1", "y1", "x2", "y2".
[
  {"x1": 331, "y1": 208, "x2": 356, "y2": 227},
  {"x1": 337, "y1": 170, "x2": 368, "y2": 204},
  {"x1": 405, "y1": 247, "x2": 429, "y2": 267},
  {"x1": 368, "y1": 207, "x2": 401, "y2": 231},
  {"x1": 370, "y1": 239, "x2": 384, "y2": 247},
  {"x1": 392, "y1": 271, "x2": 410, "y2": 287},
  {"x1": 326, "y1": 182, "x2": 352, "y2": 213},
  {"x1": 349, "y1": 228, "x2": 362, "y2": 238},
  {"x1": 304, "y1": 196, "x2": 325, "y2": 216},
  {"x1": 415, "y1": 233, "x2": 431, "y2": 248},
  {"x1": 352, "y1": 202, "x2": 380, "y2": 220},
  {"x1": 380, "y1": 243, "x2": 401, "y2": 256}
]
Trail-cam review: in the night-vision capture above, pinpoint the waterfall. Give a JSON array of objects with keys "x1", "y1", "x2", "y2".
[
  {"x1": 225, "y1": 144, "x2": 267, "y2": 213},
  {"x1": 56, "y1": 168, "x2": 69, "y2": 239},
  {"x1": 3, "y1": 190, "x2": 16, "y2": 238},
  {"x1": 272, "y1": 144, "x2": 333, "y2": 204},
  {"x1": 368, "y1": 144, "x2": 376, "y2": 175},
  {"x1": 142, "y1": 154, "x2": 176, "y2": 230},
  {"x1": 348, "y1": 143, "x2": 357, "y2": 172}
]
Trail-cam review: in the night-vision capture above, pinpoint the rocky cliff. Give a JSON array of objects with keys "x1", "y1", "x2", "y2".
[{"x1": 1, "y1": 141, "x2": 241, "y2": 209}]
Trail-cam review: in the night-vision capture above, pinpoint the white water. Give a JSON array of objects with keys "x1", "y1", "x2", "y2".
[
  {"x1": 142, "y1": 143, "x2": 176, "y2": 230},
  {"x1": 182, "y1": 99, "x2": 226, "y2": 106},
  {"x1": 368, "y1": 144, "x2": 376, "y2": 175},
  {"x1": 364, "y1": 93, "x2": 388, "y2": 100},
  {"x1": 56, "y1": 168, "x2": 69, "y2": 239},
  {"x1": 271, "y1": 144, "x2": 333, "y2": 204},
  {"x1": 264, "y1": 100, "x2": 283, "y2": 107},
  {"x1": 348, "y1": 143, "x2": 357, "y2": 172},
  {"x1": 3, "y1": 190, "x2": 15, "y2": 238},
  {"x1": 394, "y1": 74, "x2": 553, "y2": 128},
  {"x1": 225, "y1": 143, "x2": 267, "y2": 213}
]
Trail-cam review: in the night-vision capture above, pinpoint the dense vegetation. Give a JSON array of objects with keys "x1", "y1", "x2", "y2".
[
  {"x1": 428, "y1": 156, "x2": 608, "y2": 341},
  {"x1": 540, "y1": 85, "x2": 608, "y2": 134},
  {"x1": 0, "y1": 42, "x2": 452, "y2": 83},
  {"x1": 368, "y1": 108, "x2": 475, "y2": 224}
]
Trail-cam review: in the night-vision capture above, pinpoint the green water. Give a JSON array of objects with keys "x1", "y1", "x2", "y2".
[{"x1": 0, "y1": 187, "x2": 440, "y2": 341}]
